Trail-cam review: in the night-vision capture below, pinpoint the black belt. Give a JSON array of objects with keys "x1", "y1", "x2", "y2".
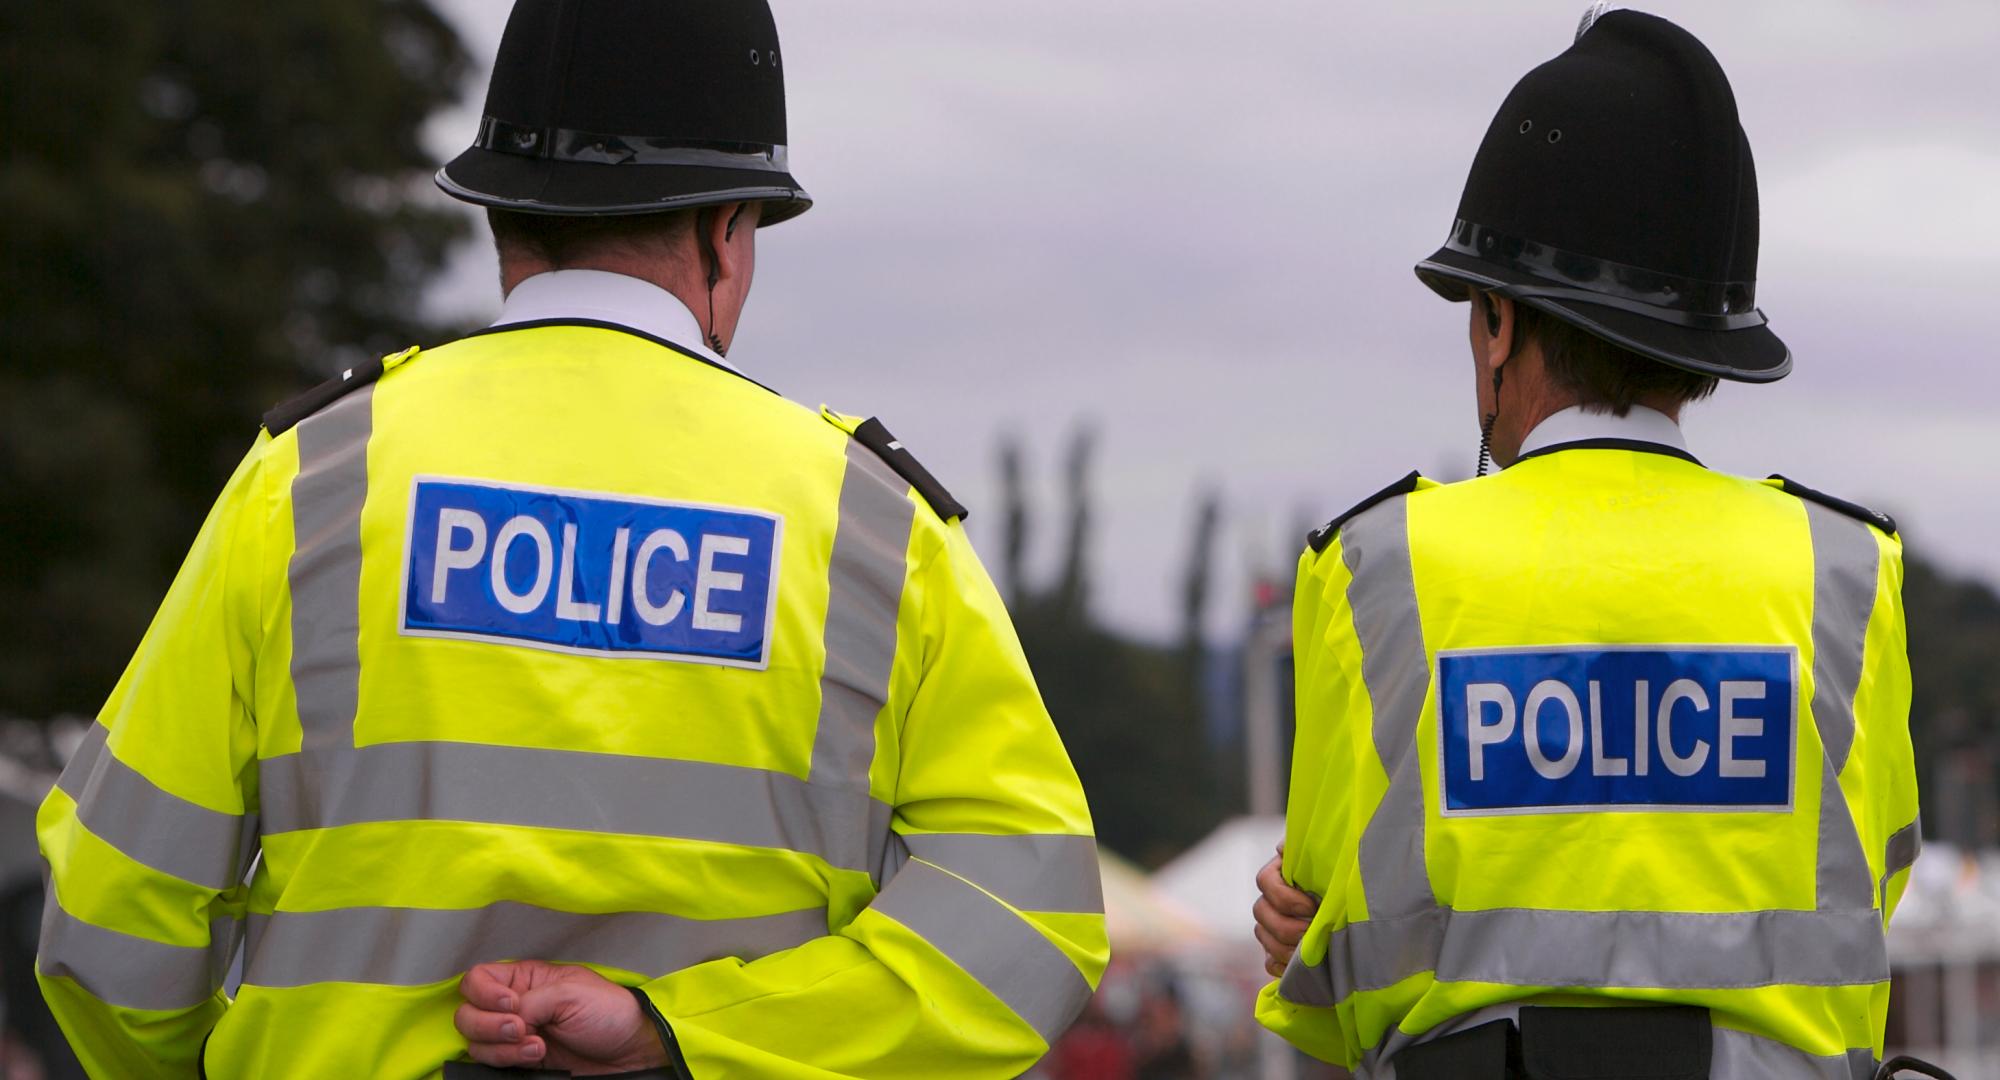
[
  {"x1": 1395, "y1": 1006, "x2": 1712, "y2": 1080},
  {"x1": 443, "y1": 1066, "x2": 676, "y2": 1080}
]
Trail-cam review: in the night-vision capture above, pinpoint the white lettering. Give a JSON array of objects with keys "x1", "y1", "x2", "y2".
[
  {"x1": 632, "y1": 529, "x2": 689, "y2": 626},
  {"x1": 490, "y1": 516, "x2": 553, "y2": 615},
  {"x1": 1523, "y1": 679, "x2": 1584, "y2": 780},
  {"x1": 1657, "y1": 678, "x2": 1711, "y2": 777},
  {"x1": 605, "y1": 527, "x2": 630, "y2": 625},
  {"x1": 1465, "y1": 683, "x2": 1517, "y2": 782},
  {"x1": 1589, "y1": 679, "x2": 1628, "y2": 777},
  {"x1": 555, "y1": 523, "x2": 602, "y2": 623},
  {"x1": 430, "y1": 509, "x2": 487, "y2": 604},
  {"x1": 694, "y1": 534, "x2": 751, "y2": 633},
  {"x1": 1718, "y1": 680, "x2": 1767, "y2": 778},
  {"x1": 1632, "y1": 680, "x2": 1650, "y2": 777}
]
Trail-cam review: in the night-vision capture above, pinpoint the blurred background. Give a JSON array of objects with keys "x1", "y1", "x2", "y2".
[{"x1": 4, "y1": 1, "x2": 1998, "y2": 1077}]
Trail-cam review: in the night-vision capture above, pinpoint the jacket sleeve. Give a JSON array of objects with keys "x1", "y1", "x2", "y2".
[
  {"x1": 637, "y1": 515, "x2": 1107, "y2": 1078},
  {"x1": 36, "y1": 437, "x2": 270, "y2": 1078},
  {"x1": 1849, "y1": 530, "x2": 1920, "y2": 923},
  {"x1": 1254, "y1": 539, "x2": 1368, "y2": 1067}
]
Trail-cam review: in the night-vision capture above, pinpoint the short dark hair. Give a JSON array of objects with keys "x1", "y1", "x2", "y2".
[
  {"x1": 487, "y1": 207, "x2": 696, "y2": 268},
  {"x1": 1507, "y1": 299, "x2": 1718, "y2": 416}
]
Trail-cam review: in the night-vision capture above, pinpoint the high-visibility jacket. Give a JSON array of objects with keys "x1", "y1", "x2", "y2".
[
  {"x1": 1255, "y1": 443, "x2": 1919, "y2": 1079},
  {"x1": 37, "y1": 323, "x2": 1107, "y2": 1079}
]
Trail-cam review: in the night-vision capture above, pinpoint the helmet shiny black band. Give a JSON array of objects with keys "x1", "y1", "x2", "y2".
[
  {"x1": 475, "y1": 116, "x2": 792, "y2": 173},
  {"x1": 1424, "y1": 219, "x2": 1768, "y2": 332}
]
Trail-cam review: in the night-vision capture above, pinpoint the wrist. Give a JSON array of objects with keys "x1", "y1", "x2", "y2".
[{"x1": 624, "y1": 986, "x2": 691, "y2": 1078}]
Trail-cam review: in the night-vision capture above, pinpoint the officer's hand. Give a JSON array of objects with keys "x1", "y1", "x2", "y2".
[
  {"x1": 1253, "y1": 841, "x2": 1319, "y2": 978},
  {"x1": 455, "y1": 961, "x2": 666, "y2": 1075}
]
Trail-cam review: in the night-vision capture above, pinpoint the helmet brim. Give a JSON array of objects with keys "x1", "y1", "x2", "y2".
[
  {"x1": 436, "y1": 146, "x2": 812, "y2": 226},
  {"x1": 1415, "y1": 246, "x2": 1790, "y2": 384}
]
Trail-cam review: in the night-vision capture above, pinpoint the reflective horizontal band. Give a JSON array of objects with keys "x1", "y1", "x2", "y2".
[
  {"x1": 38, "y1": 895, "x2": 237, "y2": 1011},
  {"x1": 1439, "y1": 219, "x2": 1766, "y2": 330},
  {"x1": 57, "y1": 724, "x2": 252, "y2": 891},
  {"x1": 477, "y1": 116, "x2": 791, "y2": 172},
  {"x1": 1885, "y1": 816, "x2": 1921, "y2": 877},
  {"x1": 1713, "y1": 1028, "x2": 1875, "y2": 1080},
  {"x1": 902, "y1": 833, "x2": 1105, "y2": 914},
  {"x1": 243, "y1": 901, "x2": 826, "y2": 989},
  {"x1": 257, "y1": 741, "x2": 893, "y2": 875},
  {"x1": 1280, "y1": 905, "x2": 1889, "y2": 1007},
  {"x1": 873, "y1": 860, "x2": 1093, "y2": 1043}
]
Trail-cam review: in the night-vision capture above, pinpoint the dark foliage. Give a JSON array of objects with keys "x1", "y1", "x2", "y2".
[{"x1": 0, "y1": 0, "x2": 468, "y2": 716}]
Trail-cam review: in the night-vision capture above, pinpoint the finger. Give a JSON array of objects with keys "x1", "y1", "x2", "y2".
[
  {"x1": 454, "y1": 1002, "x2": 530, "y2": 1045},
  {"x1": 1251, "y1": 897, "x2": 1309, "y2": 944},
  {"x1": 1255, "y1": 860, "x2": 1320, "y2": 918},
  {"x1": 1253, "y1": 922, "x2": 1296, "y2": 969},
  {"x1": 460, "y1": 963, "x2": 527, "y2": 1013},
  {"x1": 465, "y1": 1035, "x2": 548, "y2": 1069}
]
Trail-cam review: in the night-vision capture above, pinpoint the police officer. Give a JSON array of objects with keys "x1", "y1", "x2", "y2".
[
  {"x1": 36, "y1": 2, "x2": 1105, "y2": 1076},
  {"x1": 1250, "y1": 9, "x2": 1923, "y2": 1080}
]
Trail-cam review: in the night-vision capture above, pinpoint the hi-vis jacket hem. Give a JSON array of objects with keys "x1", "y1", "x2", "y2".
[{"x1": 38, "y1": 324, "x2": 1106, "y2": 1079}]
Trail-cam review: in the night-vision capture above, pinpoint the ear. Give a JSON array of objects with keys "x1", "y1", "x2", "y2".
[
  {"x1": 1478, "y1": 292, "x2": 1517, "y2": 375},
  {"x1": 704, "y1": 201, "x2": 750, "y2": 282}
]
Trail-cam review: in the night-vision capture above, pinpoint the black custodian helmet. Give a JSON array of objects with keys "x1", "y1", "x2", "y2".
[
  {"x1": 437, "y1": 0, "x2": 811, "y2": 225},
  {"x1": 1415, "y1": 8, "x2": 1785, "y2": 382}
]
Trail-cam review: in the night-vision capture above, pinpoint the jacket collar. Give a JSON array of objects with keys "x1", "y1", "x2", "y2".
[{"x1": 490, "y1": 269, "x2": 740, "y2": 374}]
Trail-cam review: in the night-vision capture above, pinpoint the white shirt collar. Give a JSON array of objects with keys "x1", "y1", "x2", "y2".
[
  {"x1": 1515, "y1": 404, "x2": 1689, "y2": 459},
  {"x1": 489, "y1": 269, "x2": 739, "y2": 373}
]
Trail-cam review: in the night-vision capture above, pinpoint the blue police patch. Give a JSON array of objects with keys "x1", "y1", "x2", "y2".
[
  {"x1": 401, "y1": 477, "x2": 781, "y2": 668},
  {"x1": 1436, "y1": 646, "x2": 1796, "y2": 816}
]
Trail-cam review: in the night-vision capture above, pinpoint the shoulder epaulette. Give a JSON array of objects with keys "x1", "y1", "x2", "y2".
[
  {"x1": 822, "y1": 410, "x2": 967, "y2": 522},
  {"x1": 262, "y1": 346, "x2": 419, "y2": 436},
  {"x1": 1308, "y1": 470, "x2": 1424, "y2": 553},
  {"x1": 1768, "y1": 475, "x2": 1896, "y2": 537}
]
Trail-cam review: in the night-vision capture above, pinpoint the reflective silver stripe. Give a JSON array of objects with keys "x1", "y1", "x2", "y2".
[
  {"x1": 1880, "y1": 814, "x2": 1922, "y2": 903},
  {"x1": 1279, "y1": 905, "x2": 1888, "y2": 1008},
  {"x1": 811, "y1": 442, "x2": 915, "y2": 789},
  {"x1": 287, "y1": 384, "x2": 375, "y2": 750},
  {"x1": 872, "y1": 859, "x2": 1092, "y2": 1043},
  {"x1": 38, "y1": 890, "x2": 238, "y2": 1011},
  {"x1": 56, "y1": 724, "x2": 252, "y2": 891},
  {"x1": 258, "y1": 741, "x2": 893, "y2": 874},
  {"x1": 242, "y1": 901, "x2": 826, "y2": 989},
  {"x1": 1712, "y1": 1027, "x2": 1875, "y2": 1080},
  {"x1": 1340, "y1": 497, "x2": 1436, "y2": 921},
  {"x1": 902, "y1": 833, "x2": 1104, "y2": 914},
  {"x1": 1803, "y1": 501, "x2": 1882, "y2": 913}
]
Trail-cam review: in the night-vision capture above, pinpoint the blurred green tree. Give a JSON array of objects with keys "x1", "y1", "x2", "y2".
[
  {"x1": 0, "y1": 0, "x2": 467, "y2": 716},
  {"x1": 1002, "y1": 428, "x2": 1227, "y2": 866}
]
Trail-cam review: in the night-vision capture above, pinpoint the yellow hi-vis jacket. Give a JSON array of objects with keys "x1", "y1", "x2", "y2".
[
  {"x1": 37, "y1": 324, "x2": 1107, "y2": 1079},
  {"x1": 1255, "y1": 443, "x2": 1918, "y2": 1079}
]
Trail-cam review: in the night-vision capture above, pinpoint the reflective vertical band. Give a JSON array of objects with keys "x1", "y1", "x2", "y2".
[
  {"x1": 56, "y1": 724, "x2": 253, "y2": 891},
  {"x1": 38, "y1": 887, "x2": 238, "y2": 1011},
  {"x1": 810, "y1": 442, "x2": 915, "y2": 791},
  {"x1": 872, "y1": 859, "x2": 1093, "y2": 1043},
  {"x1": 242, "y1": 902, "x2": 827, "y2": 989},
  {"x1": 902, "y1": 833, "x2": 1104, "y2": 914},
  {"x1": 257, "y1": 740, "x2": 893, "y2": 874},
  {"x1": 287, "y1": 385, "x2": 376, "y2": 750},
  {"x1": 1803, "y1": 501, "x2": 1881, "y2": 913},
  {"x1": 1339, "y1": 497, "x2": 1436, "y2": 922}
]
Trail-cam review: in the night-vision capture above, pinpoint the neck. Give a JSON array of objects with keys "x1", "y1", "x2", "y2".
[{"x1": 500, "y1": 256, "x2": 710, "y2": 334}]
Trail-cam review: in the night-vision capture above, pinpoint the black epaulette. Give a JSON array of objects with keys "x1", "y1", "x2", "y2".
[
  {"x1": 1769, "y1": 475, "x2": 1897, "y2": 536},
  {"x1": 851, "y1": 417, "x2": 968, "y2": 522},
  {"x1": 262, "y1": 352, "x2": 394, "y2": 436},
  {"x1": 1308, "y1": 470, "x2": 1423, "y2": 553}
]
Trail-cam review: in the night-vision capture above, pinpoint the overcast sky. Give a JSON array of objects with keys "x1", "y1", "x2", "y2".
[{"x1": 424, "y1": 1, "x2": 2000, "y2": 642}]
